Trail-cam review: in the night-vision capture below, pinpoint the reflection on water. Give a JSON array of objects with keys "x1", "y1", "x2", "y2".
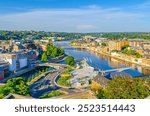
[
  {"x1": 95, "y1": 53, "x2": 150, "y2": 76},
  {"x1": 55, "y1": 41, "x2": 150, "y2": 77}
]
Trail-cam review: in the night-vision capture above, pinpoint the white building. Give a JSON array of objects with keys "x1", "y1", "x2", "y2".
[
  {"x1": 19, "y1": 58, "x2": 27, "y2": 68},
  {"x1": 0, "y1": 54, "x2": 17, "y2": 71},
  {"x1": 0, "y1": 53, "x2": 28, "y2": 72},
  {"x1": 6, "y1": 56, "x2": 17, "y2": 71},
  {"x1": 17, "y1": 53, "x2": 28, "y2": 69}
]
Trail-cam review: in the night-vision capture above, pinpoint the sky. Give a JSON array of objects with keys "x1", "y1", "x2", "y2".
[{"x1": 0, "y1": 0, "x2": 150, "y2": 32}]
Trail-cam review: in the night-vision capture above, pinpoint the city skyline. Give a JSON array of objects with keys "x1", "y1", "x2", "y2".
[{"x1": 0, "y1": 0, "x2": 150, "y2": 32}]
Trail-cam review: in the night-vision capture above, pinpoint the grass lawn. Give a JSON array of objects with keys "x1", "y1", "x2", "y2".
[
  {"x1": 39, "y1": 91, "x2": 66, "y2": 99},
  {"x1": 57, "y1": 68, "x2": 73, "y2": 87}
]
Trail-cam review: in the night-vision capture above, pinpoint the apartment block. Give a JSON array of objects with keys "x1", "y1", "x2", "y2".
[{"x1": 108, "y1": 40, "x2": 129, "y2": 52}]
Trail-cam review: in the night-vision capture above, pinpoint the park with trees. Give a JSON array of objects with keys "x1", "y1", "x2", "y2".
[
  {"x1": 65, "y1": 56, "x2": 75, "y2": 66},
  {"x1": 57, "y1": 68, "x2": 73, "y2": 87},
  {"x1": 0, "y1": 77, "x2": 30, "y2": 99},
  {"x1": 26, "y1": 67, "x2": 52, "y2": 85},
  {"x1": 41, "y1": 43, "x2": 65, "y2": 62},
  {"x1": 91, "y1": 77, "x2": 150, "y2": 99}
]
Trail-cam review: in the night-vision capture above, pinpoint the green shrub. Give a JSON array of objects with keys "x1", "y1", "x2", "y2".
[{"x1": 39, "y1": 91, "x2": 65, "y2": 99}]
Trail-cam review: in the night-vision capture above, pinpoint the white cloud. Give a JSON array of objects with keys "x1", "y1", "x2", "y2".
[
  {"x1": 0, "y1": 6, "x2": 146, "y2": 32},
  {"x1": 84, "y1": 4, "x2": 101, "y2": 9},
  {"x1": 76, "y1": 24, "x2": 96, "y2": 30},
  {"x1": 136, "y1": 1, "x2": 150, "y2": 9}
]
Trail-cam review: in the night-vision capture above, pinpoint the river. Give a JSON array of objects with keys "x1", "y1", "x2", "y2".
[{"x1": 54, "y1": 41, "x2": 150, "y2": 77}]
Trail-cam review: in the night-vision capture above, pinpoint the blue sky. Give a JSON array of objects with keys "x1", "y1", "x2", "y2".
[{"x1": 0, "y1": 0, "x2": 150, "y2": 32}]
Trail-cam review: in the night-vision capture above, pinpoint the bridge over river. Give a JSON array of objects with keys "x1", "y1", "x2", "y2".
[
  {"x1": 54, "y1": 41, "x2": 147, "y2": 77},
  {"x1": 99, "y1": 67, "x2": 133, "y2": 75}
]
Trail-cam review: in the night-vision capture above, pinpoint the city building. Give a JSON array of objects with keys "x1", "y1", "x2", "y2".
[
  {"x1": 142, "y1": 43, "x2": 150, "y2": 50},
  {"x1": 129, "y1": 46, "x2": 144, "y2": 56},
  {"x1": 0, "y1": 54, "x2": 17, "y2": 71},
  {"x1": 108, "y1": 40, "x2": 129, "y2": 52},
  {"x1": 129, "y1": 39, "x2": 145, "y2": 47},
  {"x1": 0, "y1": 62, "x2": 9, "y2": 80},
  {"x1": 12, "y1": 44, "x2": 25, "y2": 52},
  {"x1": 0, "y1": 40, "x2": 13, "y2": 51},
  {"x1": 34, "y1": 39, "x2": 52, "y2": 45},
  {"x1": 82, "y1": 36, "x2": 96, "y2": 42},
  {"x1": 143, "y1": 50, "x2": 150, "y2": 59},
  {"x1": 39, "y1": 44, "x2": 47, "y2": 51},
  {"x1": 27, "y1": 50, "x2": 39, "y2": 61},
  {"x1": 0, "y1": 53, "x2": 28, "y2": 72},
  {"x1": 16, "y1": 53, "x2": 28, "y2": 69}
]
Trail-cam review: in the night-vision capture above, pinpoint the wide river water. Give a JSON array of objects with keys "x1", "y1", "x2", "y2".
[{"x1": 54, "y1": 41, "x2": 150, "y2": 77}]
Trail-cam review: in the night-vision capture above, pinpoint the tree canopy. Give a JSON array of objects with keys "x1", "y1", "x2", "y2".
[
  {"x1": 1, "y1": 31, "x2": 150, "y2": 41},
  {"x1": 93, "y1": 77, "x2": 150, "y2": 99},
  {"x1": 41, "y1": 52, "x2": 48, "y2": 62},
  {"x1": 46, "y1": 43, "x2": 65, "y2": 58},
  {"x1": 27, "y1": 43, "x2": 37, "y2": 49},
  {"x1": 65, "y1": 56, "x2": 75, "y2": 66},
  {"x1": 0, "y1": 77, "x2": 30, "y2": 99}
]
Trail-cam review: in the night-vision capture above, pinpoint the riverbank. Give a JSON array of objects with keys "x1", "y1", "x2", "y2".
[
  {"x1": 71, "y1": 44, "x2": 150, "y2": 69},
  {"x1": 55, "y1": 41, "x2": 150, "y2": 77}
]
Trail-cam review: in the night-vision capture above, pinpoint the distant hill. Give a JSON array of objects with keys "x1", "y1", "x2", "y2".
[{"x1": 0, "y1": 30, "x2": 150, "y2": 40}]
